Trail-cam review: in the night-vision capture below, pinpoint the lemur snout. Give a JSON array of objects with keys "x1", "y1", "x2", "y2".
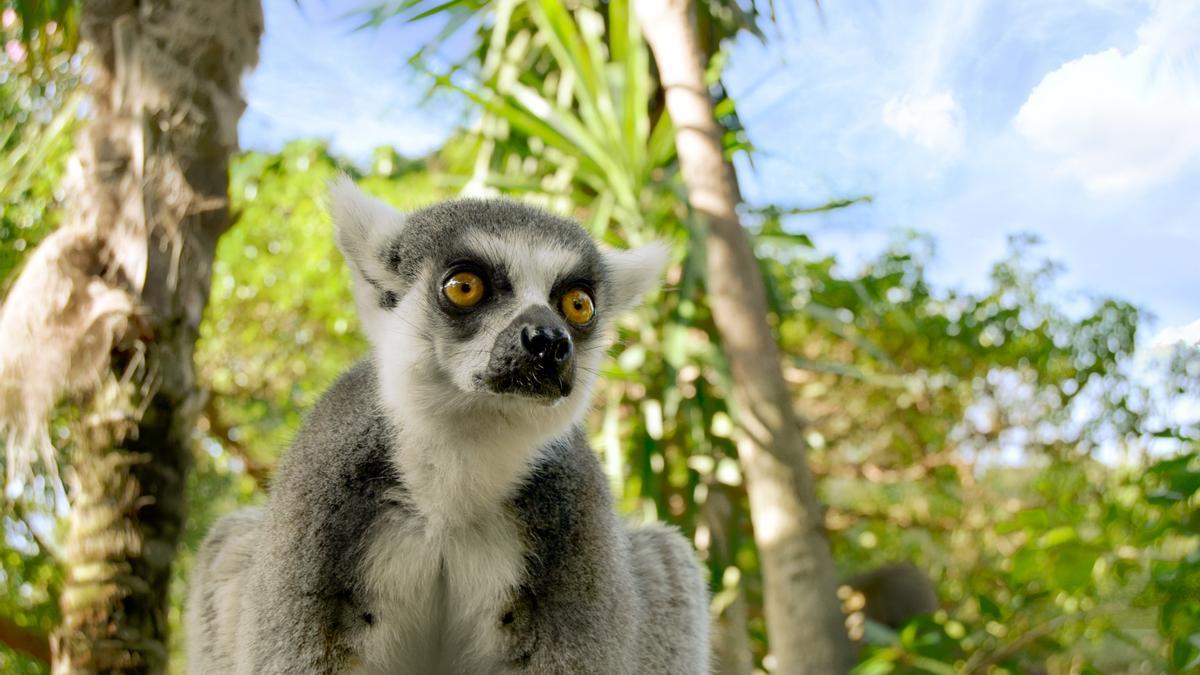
[
  {"x1": 483, "y1": 306, "x2": 576, "y2": 399},
  {"x1": 514, "y1": 320, "x2": 574, "y2": 398},
  {"x1": 520, "y1": 324, "x2": 573, "y2": 365}
]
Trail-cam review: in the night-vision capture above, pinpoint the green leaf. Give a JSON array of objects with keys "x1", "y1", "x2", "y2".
[
  {"x1": 978, "y1": 594, "x2": 1002, "y2": 619},
  {"x1": 1037, "y1": 525, "x2": 1077, "y2": 549}
]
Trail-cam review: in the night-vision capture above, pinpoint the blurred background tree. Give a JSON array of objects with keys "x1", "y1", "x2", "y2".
[
  {"x1": 2, "y1": 1, "x2": 1198, "y2": 674},
  {"x1": 0, "y1": 0, "x2": 262, "y2": 671}
]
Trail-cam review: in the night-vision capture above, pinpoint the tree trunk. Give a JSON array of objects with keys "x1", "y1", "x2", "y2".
[
  {"x1": 705, "y1": 491, "x2": 754, "y2": 675},
  {"x1": 40, "y1": 2, "x2": 262, "y2": 672},
  {"x1": 634, "y1": 1, "x2": 854, "y2": 672},
  {"x1": 714, "y1": 583, "x2": 754, "y2": 675}
]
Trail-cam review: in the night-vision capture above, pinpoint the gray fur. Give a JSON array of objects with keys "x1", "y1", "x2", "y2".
[
  {"x1": 188, "y1": 364, "x2": 708, "y2": 673},
  {"x1": 187, "y1": 190, "x2": 707, "y2": 673}
]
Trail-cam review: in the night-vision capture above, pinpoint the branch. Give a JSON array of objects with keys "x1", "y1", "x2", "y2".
[
  {"x1": 811, "y1": 452, "x2": 965, "y2": 484},
  {"x1": 823, "y1": 505, "x2": 960, "y2": 533},
  {"x1": 962, "y1": 604, "x2": 1114, "y2": 674},
  {"x1": 749, "y1": 195, "x2": 873, "y2": 217},
  {"x1": 8, "y1": 500, "x2": 62, "y2": 562},
  {"x1": 200, "y1": 396, "x2": 272, "y2": 489},
  {"x1": 0, "y1": 614, "x2": 50, "y2": 664}
]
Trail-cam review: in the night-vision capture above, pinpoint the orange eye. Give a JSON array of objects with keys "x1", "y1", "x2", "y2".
[
  {"x1": 443, "y1": 271, "x2": 486, "y2": 307},
  {"x1": 561, "y1": 288, "x2": 595, "y2": 325}
]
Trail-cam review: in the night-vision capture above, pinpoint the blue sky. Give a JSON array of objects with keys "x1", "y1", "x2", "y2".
[{"x1": 241, "y1": 0, "x2": 1200, "y2": 348}]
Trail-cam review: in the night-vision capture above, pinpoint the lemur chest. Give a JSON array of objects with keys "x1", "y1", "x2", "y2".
[{"x1": 354, "y1": 504, "x2": 528, "y2": 673}]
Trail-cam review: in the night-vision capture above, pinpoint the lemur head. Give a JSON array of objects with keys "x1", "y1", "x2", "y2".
[{"x1": 330, "y1": 178, "x2": 667, "y2": 436}]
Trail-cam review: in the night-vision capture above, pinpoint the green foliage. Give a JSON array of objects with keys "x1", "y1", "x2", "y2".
[
  {"x1": 202, "y1": 141, "x2": 372, "y2": 467},
  {"x1": 1138, "y1": 448, "x2": 1200, "y2": 673},
  {"x1": 769, "y1": 234, "x2": 1195, "y2": 673},
  {"x1": 0, "y1": 8, "x2": 78, "y2": 287},
  {"x1": 850, "y1": 443, "x2": 1200, "y2": 675}
]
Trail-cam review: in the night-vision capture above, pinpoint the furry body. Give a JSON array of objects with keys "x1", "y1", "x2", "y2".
[{"x1": 187, "y1": 191, "x2": 708, "y2": 673}]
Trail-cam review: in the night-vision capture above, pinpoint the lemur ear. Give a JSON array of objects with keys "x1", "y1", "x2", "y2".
[
  {"x1": 602, "y1": 242, "x2": 671, "y2": 313},
  {"x1": 329, "y1": 175, "x2": 406, "y2": 283}
]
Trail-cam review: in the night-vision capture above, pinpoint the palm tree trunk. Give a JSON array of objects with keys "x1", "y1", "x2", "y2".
[
  {"x1": 45, "y1": 2, "x2": 262, "y2": 672},
  {"x1": 634, "y1": 1, "x2": 853, "y2": 672}
]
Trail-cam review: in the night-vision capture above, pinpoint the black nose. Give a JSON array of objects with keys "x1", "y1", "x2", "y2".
[{"x1": 520, "y1": 325, "x2": 573, "y2": 365}]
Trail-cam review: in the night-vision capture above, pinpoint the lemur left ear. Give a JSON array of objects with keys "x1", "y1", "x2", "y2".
[
  {"x1": 602, "y1": 242, "x2": 671, "y2": 313},
  {"x1": 329, "y1": 175, "x2": 406, "y2": 285}
]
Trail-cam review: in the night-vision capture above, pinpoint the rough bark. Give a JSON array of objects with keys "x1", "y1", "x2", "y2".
[
  {"x1": 634, "y1": 1, "x2": 854, "y2": 672},
  {"x1": 0, "y1": 1, "x2": 260, "y2": 672}
]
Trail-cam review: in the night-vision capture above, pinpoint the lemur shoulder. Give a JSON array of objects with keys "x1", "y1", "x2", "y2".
[{"x1": 185, "y1": 180, "x2": 710, "y2": 674}]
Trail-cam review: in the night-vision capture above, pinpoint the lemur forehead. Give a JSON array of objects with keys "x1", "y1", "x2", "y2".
[
  {"x1": 380, "y1": 198, "x2": 602, "y2": 287},
  {"x1": 462, "y1": 231, "x2": 583, "y2": 295}
]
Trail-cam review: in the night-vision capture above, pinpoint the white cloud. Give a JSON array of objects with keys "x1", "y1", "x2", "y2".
[
  {"x1": 1015, "y1": 0, "x2": 1200, "y2": 193},
  {"x1": 882, "y1": 90, "x2": 965, "y2": 155},
  {"x1": 1148, "y1": 318, "x2": 1200, "y2": 351}
]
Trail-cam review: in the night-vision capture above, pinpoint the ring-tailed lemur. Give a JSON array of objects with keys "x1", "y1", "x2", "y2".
[{"x1": 185, "y1": 179, "x2": 710, "y2": 674}]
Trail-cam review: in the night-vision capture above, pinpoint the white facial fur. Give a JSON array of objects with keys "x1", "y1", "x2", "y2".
[
  {"x1": 437, "y1": 230, "x2": 584, "y2": 393},
  {"x1": 329, "y1": 180, "x2": 667, "y2": 524}
]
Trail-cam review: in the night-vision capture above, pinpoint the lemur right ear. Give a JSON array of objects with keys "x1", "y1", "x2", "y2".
[
  {"x1": 329, "y1": 175, "x2": 406, "y2": 283},
  {"x1": 602, "y1": 242, "x2": 671, "y2": 313}
]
